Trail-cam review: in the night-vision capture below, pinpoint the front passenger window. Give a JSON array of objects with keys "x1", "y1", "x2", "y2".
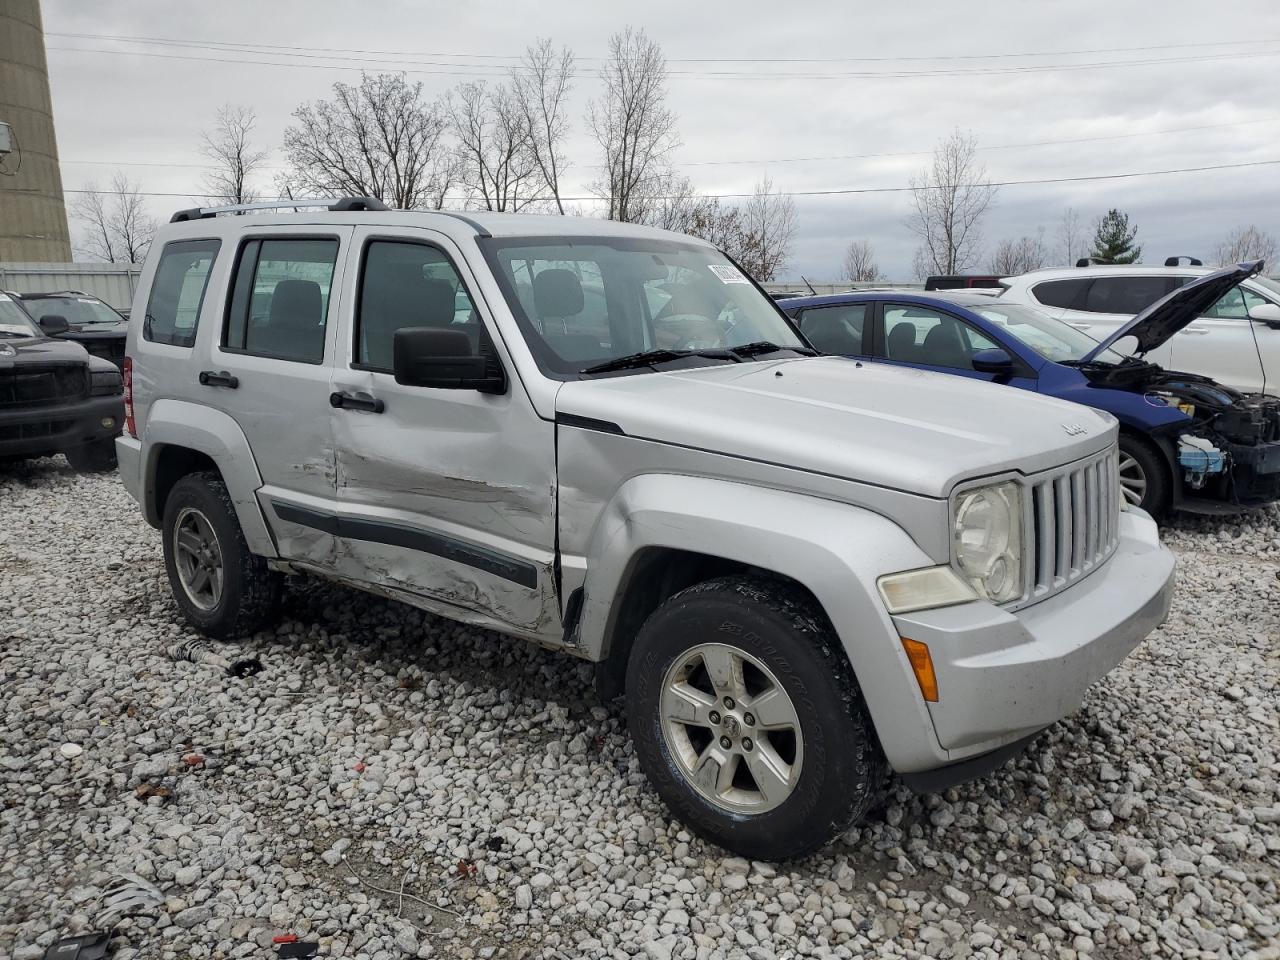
[{"x1": 357, "y1": 241, "x2": 479, "y2": 371}]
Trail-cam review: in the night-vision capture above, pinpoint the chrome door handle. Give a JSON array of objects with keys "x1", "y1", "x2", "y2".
[
  {"x1": 329, "y1": 391, "x2": 384, "y2": 414},
  {"x1": 1182, "y1": 327, "x2": 1210, "y2": 335}
]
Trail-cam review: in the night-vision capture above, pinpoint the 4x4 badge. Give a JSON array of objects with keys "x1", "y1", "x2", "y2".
[{"x1": 1062, "y1": 423, "x2": 1088, "y2": 436}]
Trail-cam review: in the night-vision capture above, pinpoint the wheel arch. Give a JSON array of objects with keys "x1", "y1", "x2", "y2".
[{"x1": 140, "y1": 399, "x2": 277, "y2": 557}]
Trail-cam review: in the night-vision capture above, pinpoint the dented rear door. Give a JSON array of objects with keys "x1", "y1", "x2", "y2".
[{"x1": 325, "y1": 226, "x2": 561, "y2": 642}]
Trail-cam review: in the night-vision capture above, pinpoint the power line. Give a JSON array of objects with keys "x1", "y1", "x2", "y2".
[
  {"x1": 46, "y1": 41, "x2": 1280, "y2": 80},
  {"x1": 683, "y1": 118, "x2": 1280, "y2": 166},
  {"x1": 59, "y1": 116, "x2": 1278, "y2": 174},
  {"x1": 53, "y1": 158, "x2": 1280, "y2": 203},
  {"x1": 44, "y1": 30, "x2": 1280, "y2": 64}
]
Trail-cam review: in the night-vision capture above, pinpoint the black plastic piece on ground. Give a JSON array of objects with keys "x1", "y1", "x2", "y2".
[
  {"x1": 228, "y1": 657, "x2": 263, "y2": 678},
  {"x1": 898, "y1": 731, "x2": 1042, "y2": 794},
  {"x1": 278, "y1": 942, "x2": 320, "y2": 958},
  {"x1": 44, "y1": 932, "x2": 110, "y2": 959}
]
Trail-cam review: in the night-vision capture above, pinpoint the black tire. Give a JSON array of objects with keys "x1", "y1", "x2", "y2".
[
  {"x1": 64, "y1": 438, "x2": 117, "y2": 473},
  {"x1": 1118, "y1": 433, "x2": 1171, "y2": 517},
  {"x1": 161, "y1": 470, "x2": 282, "y2": 640},
  {"x1": 626, "y1": 575, "x2": 886, "y2": 861}
]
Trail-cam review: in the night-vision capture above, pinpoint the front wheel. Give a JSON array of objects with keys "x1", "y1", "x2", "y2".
[
  {"x1": 64, "y1": 438, "x2": 117, "y2": 473},
  {"x1": 161, "y1": 471, "x2": 282, "y2": 639},
  {"x1": 626, "y1": 576, "x2": 886, "y2": 861},
  {"x1": 1118, "y1": 434, "x2": 1171, "y2": 517}
]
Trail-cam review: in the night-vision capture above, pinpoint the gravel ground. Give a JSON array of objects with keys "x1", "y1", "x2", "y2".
[{"x1": 1, "y1": 458, "x2": 1277, "y2": 960}]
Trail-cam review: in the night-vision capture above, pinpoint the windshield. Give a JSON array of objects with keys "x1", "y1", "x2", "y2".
[
  {"x1": 968, "y1": 301, "x2": 1127, "y2": 364},
  {"x1": 0, "y1": 293, "x2": 39, "y2": 337},
  {"x1": 480, "y1": 235, "x2": 806, "y2": 377},
  {"x1": 23, "y1": 295, "x2": 123, "y2": 326}
]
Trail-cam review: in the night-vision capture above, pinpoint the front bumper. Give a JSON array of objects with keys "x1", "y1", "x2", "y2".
[
  {"x1": 891, "y1": 509, "x2": 1175, "y2": 776},
  {"x1": 0, "y1": 394, "x2": 124, "y2": 458}
]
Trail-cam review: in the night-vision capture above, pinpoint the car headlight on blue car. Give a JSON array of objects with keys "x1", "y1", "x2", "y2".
[{"x1": 952, "y1": 480, "x2": 1024, "y2": 604}]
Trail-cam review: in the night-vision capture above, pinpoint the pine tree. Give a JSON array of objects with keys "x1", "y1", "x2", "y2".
[{"x1": 1090, "y1": 209, "x2": 1142, "y2": 264}]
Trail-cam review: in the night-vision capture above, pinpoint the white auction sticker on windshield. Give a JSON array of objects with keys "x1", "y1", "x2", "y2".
[{"x1": 708, "y1": 264, "x2": 749, "y2": 284}]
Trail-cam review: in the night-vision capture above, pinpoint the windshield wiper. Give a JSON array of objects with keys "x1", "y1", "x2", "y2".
[
  {"x1": 581, "y1": 348, "x2": 738, "y2": 375},
  {"x1": 730, "y1": 340, "x2": 817, "y2": 359}
]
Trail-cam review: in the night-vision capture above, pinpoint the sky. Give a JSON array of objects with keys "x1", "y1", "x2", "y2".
[{"x1": 40, "y1": 0, "x2": 1280, "y2": 280}]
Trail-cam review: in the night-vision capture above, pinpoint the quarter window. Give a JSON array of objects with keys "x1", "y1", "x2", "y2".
[
  {"x1": 143, "y1": 239, "x2": 220, "y2": 347},
  {"x1": 796, "y1": 303, "x2": 866, "y2": 355},
  {"x1": 356, "y1": 241, "x2": 480, "y2": 370},
  {"x1": 224, "y1": 238, "x2": 338, "y2": 363},
  {"x1": 1032, "y1": 278, "x2": 1090, "y2": 310}
]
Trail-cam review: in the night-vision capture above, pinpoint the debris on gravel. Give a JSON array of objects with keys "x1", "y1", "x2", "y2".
[{"x1": 1, "y1": 458, "x2": 1277, "y2": 959}]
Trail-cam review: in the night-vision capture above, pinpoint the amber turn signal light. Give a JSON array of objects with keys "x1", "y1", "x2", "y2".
[{"x1": 901, "y1": 637, "x2": 939, "y2": 702}]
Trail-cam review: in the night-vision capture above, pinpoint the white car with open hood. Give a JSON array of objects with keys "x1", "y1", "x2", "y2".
[{"x1": 115, "y1": 197, "x2": 1176, "y2": 859}]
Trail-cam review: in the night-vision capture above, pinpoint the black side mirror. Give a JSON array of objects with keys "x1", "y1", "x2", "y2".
[
  {"x1": 393, "y1": 327, "x2": 505, "y2": 393},
  {"x1": 39, "y1": 314, "x2": 70, "y2": 336},
  {"x1": 971, "y1": 347, "x2": 1016, "y2": 376}
]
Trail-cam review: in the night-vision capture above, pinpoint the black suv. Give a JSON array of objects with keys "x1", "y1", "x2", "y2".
[
  {"x1": 16, "y1": 291, "x2": 129, "y2": 370},
  {"x1": 0, "y1": 293, "x2": 125, "y2": 471}
]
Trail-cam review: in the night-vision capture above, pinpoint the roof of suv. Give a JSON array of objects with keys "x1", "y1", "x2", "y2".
[{"x1": 1005, "y1": 264, "x2": 1216, "y2": 285}]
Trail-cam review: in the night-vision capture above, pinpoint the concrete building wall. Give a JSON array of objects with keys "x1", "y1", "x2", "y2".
[{"x1": 0, "y1": 0, "x2": 73, "y2": 262}]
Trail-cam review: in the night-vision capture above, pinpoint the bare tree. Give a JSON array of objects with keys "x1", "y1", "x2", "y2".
[
  {"x1": 989, "y1": 229, "x2": 1048, "y2": 275},
  {"x1": 737, "y1": 176, "x2": 797, "y2": 282},
  {"x1": 282, "y1": 73, "x2": 453, "y2": 209},
  {"x1": 512, "y1": 39, "x2": 575, "y2": 214},
  {"x1": 906, "y1": 129, "x2": 996, "y2": 277},
  {"x1": 200, "y1": 104, "x2": 268, "y2": 205},
  {"x1": 448, "y1": 80, "x2": 542, "y2": 212},
  {"x1": 589, "y1": 27, "x2": 680, "y2": 223},
  {"x1": 71, "y1": 173, "x2": 155, "y2": 263},
  {"x1": 842, "y1": 239, "x2": 881, "y2": 282},
  {"x1": 1056, "y1": 207, "x2": 1084, "y2": 266},
  {"x1": 1214, "y1": 225, "x2": 1278, "y2": 266}
]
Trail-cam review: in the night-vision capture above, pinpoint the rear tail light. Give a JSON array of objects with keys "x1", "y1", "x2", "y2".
[{"x1": 123, "y1": 356, "x2": 136, "y2": 437}]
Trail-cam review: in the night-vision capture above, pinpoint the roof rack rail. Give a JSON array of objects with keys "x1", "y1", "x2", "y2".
[
  {"x1": 170, "y1": 196, "x2": 391, "y2": 223},
  {"x1": 1164, "y1": 255, "x2": 1203, "y2": 267}
]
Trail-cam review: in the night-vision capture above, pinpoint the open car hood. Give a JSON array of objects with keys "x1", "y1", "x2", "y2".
[{"x1": 1080, "y1": 260, "x2": 1264, "y2": 362}]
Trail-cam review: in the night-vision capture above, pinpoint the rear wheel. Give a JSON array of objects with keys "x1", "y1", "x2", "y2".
[
  {"x1": 626, "y1": 575, "x2": 886, "y2": 860},
  {"x1": 161, "y1": 471, "x2": 281, "y2": 639},
  {"x1": 1118, "y1": 434, "x2": 1170, "y2": 517},
  {"x1": 64, "y1": 438, "x2": 117, "y2": 473}
]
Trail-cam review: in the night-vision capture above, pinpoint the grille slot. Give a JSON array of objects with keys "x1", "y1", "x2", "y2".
[
  {"x1": 1026, "y1": 448, "x2": 1120, "y2": 602},
  {"x1": 0, "y1": 365, "x2": 89, "y2": 408}
]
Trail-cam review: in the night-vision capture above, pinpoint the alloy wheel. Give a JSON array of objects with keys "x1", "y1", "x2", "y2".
[{"x1": 172, "y1": 506, "x2": 225, "y2": 611}]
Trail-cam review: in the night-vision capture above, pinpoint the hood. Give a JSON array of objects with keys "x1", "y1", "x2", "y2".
[
  {"x1": 555, "y1": 357, "x2": 1116, "y2": 498},
  {"x1": 1081, "y1": 260, "x2": 1264, "y2": 362},
  {"x1": 0, "y1": 334, "x2": 90, "y2": 367}
]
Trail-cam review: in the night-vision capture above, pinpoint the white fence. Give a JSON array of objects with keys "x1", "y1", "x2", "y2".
[
  {"x1": 0, "y1": 262, "x2": 143, "y2": 311},
  {"x1": 762, "y1": 281, "x2": 922, "y2": 296}
]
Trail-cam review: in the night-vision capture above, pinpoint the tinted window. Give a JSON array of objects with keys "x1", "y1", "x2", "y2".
[
  {"x1": 883, "y1": 305, "x2": 996, "y2": 371},
  {"x1": 1204, "y1": 286, "x2": 1267, "y2": 320},
  {"x1": 224, "y1": 238, "x2": 338, "y2": 363},
  {"x1": 143, "y1": 239, "x2": 220, "y2": 347},
  {"x1": 1032, "y1": 278, "x2": 1091, "y2": 309},
  {"x1": 797, "y1": 303, "x2": 866, "y2": 355},
  {"x1": 357, "y1": 241, "x2": 481, "y2": 370},
  {"x1": 1083, "y1": 277, "x2": 1173, "y2": 315}
]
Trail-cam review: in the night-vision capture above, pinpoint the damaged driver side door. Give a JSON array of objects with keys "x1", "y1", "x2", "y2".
[{"x1": 325, "y1": 229, "x2": 562, "y2": 643}]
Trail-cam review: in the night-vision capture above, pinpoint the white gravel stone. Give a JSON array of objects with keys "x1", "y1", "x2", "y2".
[{"x1": 1, "y1": 463, "x2": 1277, "y2": 959}]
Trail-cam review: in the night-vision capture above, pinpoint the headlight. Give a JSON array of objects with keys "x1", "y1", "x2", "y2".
[
  {"x1": 90, "y1": 369, "x2": 123, "y2": 396},
  {"x1": 878, "y1": 566, "x2": 977, "y2": 614},
  {"x1": 952, "y1": 480, "x2": 1024, "y2": 604}
]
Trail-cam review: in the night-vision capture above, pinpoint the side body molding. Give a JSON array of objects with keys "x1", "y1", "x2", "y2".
[
  {"x1": 139, "y1": 399, "x2": 278, "y2": 557},
  {"x1": 574, "y1": 473, "x2": 947, "y2": 771}
]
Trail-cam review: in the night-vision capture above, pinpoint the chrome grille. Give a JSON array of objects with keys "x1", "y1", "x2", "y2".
[{"x1": 1026, "y1": 447, "x2": 1121, "y2": 603}]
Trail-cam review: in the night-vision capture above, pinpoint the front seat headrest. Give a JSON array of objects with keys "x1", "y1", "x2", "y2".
[{"x1": 533, "y1": 269, "x2": 584, "y2": 320}]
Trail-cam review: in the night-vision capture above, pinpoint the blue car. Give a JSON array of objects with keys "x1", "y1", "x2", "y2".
[{"x1": 780, "y1": 263, "x2": 1280, "y2": 517}]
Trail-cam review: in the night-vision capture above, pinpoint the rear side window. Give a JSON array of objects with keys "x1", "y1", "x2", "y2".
[
  {"x1": 1083, "y1": 277, "x2": 1174, "y2": 315},
  {"x1": 224, "y1": 238, "x2": 338, "y2": 364},
  {"x1": 1031, "y1": 278, "x2": 1090, "y2": 309},
  {"x1": 796, "y1": 303, "x2": 866, "y2": 355},
  {"x1": 356, "y1": 240, "x2": 480, "y2": 370},
  {"x1": 143, "y1": 239, "x2": 220, "y2": 347}
]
